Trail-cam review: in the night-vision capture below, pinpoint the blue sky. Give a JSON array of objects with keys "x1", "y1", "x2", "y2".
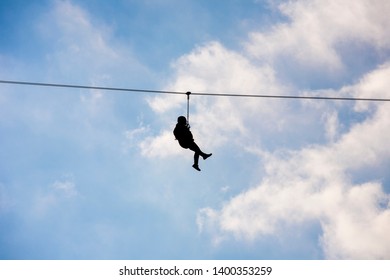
[{"x1": 1, "y1": 0, "x2": 390, "y2": 260}]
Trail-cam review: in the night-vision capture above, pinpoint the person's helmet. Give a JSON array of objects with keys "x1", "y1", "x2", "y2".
[{"x1": 177, "y1": 116, "x2": 187, "y2": 124}]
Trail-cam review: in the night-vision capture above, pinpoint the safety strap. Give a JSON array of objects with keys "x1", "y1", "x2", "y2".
[{"x1": 186, "y1": 91, "x2": 191, "y2": 126}]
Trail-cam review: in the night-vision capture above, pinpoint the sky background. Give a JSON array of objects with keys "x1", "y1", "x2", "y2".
[{"x1": 0, "y1": 0, "x2": 390, "y2": 260}]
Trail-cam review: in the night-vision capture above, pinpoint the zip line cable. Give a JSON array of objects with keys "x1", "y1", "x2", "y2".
[{"x1": 1, "y1": 79, "x2": 390, "y2": 102}]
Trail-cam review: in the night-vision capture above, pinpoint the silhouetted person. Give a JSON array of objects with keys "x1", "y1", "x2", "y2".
[{"x1": 173, "y1": 116, "x2": 212, "y2": 171}]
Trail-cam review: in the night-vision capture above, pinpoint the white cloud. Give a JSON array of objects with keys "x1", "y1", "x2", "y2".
[
  {"x1": 124, "y1": 126, "x2": 149, "y2": 143},
  {"x1": 51, "y1": 178, "x2": 78, "y2": 198},
  {"x1": 246, "y1": 0, "x2": 390, "y2": 70},
  {"x1": 323, "y1": 110, "x2": 339, "y2": 142},
  {"x1": 29, "y1": 176, "x2": 78, "y2": 219},
  {"x1": 321, "y1": 182, "x2": 390, "y2": 259},
  {"x1": 139, "y1": 130, "x2": 183, "y2": 158},
  {"x1": 351, "y1": 62, "x2": 390, "y2": 112},
  {"x1": 147, "y1": 41, "x2": 280, "y2": 114},
  {"x1": 38, "y1": 1, "x2": 151, "y2": 87},
  {"x1": 40, "y1": 1, "x2": 115, "y2": 74},
  {"x1": 8, "y1": 1, "x2": 157, "y2": 154}
]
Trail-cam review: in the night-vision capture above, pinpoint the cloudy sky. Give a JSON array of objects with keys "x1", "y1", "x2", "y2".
[{"x1": 1, "y1": 0, "x2": 390, "y2": 260}]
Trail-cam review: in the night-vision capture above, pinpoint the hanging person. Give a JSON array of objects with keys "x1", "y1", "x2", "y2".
[{"x1": 173, "y1": 116, "x2": 212, "y2": 171}]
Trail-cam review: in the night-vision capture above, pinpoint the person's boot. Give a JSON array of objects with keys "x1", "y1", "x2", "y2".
[
  {"x1": 202, "y1": 153, "x2": 212, "y2": 160},
  {"x1": 192, "y1": 164, "x2": 201, "y2": 171}
]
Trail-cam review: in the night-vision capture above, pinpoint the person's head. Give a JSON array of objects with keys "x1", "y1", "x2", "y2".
[{"x1": 177, "y1": 116, "x2": 187, "y2": 125}]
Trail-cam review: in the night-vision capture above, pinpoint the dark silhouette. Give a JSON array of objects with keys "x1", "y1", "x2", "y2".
[{"x1": 173, "y1": 116, "x2": 212, "y2": 171}]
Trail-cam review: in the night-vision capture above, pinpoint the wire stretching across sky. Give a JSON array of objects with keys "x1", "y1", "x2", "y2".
[{"x1": 1, "y1": 79, "x2": 390, "y2": 102}]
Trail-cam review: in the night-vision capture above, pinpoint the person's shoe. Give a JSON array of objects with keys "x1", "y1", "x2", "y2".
[
  {"x1": 202, "y1": 153, "x2": 212, "y2": 160},
  {"x1": 192, "y1": 164, "x2": 201, "y2": 171}
]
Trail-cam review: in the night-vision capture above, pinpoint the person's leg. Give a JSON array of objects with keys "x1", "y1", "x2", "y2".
[
  {"x1": 188, "y1": 142, "x2": 202, "y2": 171},
  {"x1": 189, "y1": 142, "x2": 211, "y2": 158},
  {"x1": 193, "y1": 152, "x2": 200, "y2": 169},
  {"x1": 188, "y1": 142, "x2": 212, "y2": 171}
]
